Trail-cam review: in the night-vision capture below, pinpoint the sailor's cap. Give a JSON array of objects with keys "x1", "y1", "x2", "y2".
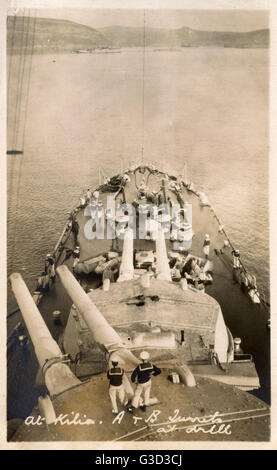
[
  {"x1": 140, "y1": 351, "x2": 150, "y2": 360},
  {"x1": 109, "y1": 352, "x2": 121, "y2": 364}
]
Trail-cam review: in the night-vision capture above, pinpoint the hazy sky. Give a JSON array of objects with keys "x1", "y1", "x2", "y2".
[{"x1": 9, "y1": 8, "x2": 269, "y2": 32}]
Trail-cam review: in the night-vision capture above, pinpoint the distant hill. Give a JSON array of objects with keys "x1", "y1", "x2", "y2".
[
  {"x1": 7, "y1": 16, "x2": 269, "y2": 52},
  {"x1": 100, "y1": 25, "x2": 269, "y2": 48},
  {"x1": 7, "y1": 16, "x2": 110, "y2": 52}
]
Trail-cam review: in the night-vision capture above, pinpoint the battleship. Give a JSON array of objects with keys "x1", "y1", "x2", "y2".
[{"x1": 7, "y1": 161, "x2": 270, "y2": 442}]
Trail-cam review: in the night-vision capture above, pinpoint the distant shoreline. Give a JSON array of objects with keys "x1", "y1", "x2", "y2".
[{"x1": 7, "y1": 45, "x2": 269, "y2": 55}]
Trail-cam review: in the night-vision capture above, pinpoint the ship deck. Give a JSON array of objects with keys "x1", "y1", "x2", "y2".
[
  {"x1": 7, "y1": 164, "x2": 270, "y2": 426},
  {"x1": 12, "y1": 373, "x2": 270, "y2": 442}
]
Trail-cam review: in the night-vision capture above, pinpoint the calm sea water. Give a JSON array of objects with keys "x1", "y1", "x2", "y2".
[{"x1": 7, "y1": 47, "x2": 269, "y2": 313}]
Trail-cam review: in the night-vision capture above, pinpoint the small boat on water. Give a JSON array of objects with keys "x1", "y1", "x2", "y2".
[{"x1": 7, "y1": 161, "x2": 270, "y2": 442}]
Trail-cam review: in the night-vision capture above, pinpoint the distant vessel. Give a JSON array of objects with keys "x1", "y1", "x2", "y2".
[
  {"x1": 154, "y1": 47, "x2": 182, "y2": 52},
  {"x1": 72, "y1": 47, "x2": 121, "y2": 54},
  {"x1": 8, "y1": 161, "x2": 270, "y2": 441},
  {"x1": 71, "y1": 49, "x2": 93, "y2": 53}
]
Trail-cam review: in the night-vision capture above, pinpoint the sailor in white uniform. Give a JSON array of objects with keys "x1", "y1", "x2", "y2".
[
  {"x1": 107, "y1": 354, "x2": 127, "y2": 415},
  {"x1": 129, "y1": 351, "x2": 161, "y2": 412},
  {"x1": 203, "y1": 234, "x2": 210, "y2": 259},
  {"x1": 232, "y1": 249, "x2": 241, "y2": 268}
]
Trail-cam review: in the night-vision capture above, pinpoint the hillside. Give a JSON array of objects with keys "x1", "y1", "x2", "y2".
[
  {"x1": 100, "y1": 25, "x2": 269, "y2": 48},
  {"x1": 7, "y1": 16, "x2": 110, "y2": 52},
  {"x1": 7, "y1": 16, "x2": 269, "y2": 52}
]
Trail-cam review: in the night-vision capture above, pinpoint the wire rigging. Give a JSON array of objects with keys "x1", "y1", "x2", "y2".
[
  {"x1": 11, "y1": 10, "x2": 26, "y2": 152},
  {"x1": 13, "y1": 14, "x2": 31, "y2": 152},
  {"x1": 141, "y1": 9, "x2": 146, "y2": 163},
  {"x1": 21, "y1": 11, "x2": 37, "y2": 152},
  {"x1": 7, "y1": 14, "x2": 17, "y2": 107},
  {"x1": 8, "y1": 9, "x2": 37, "y2": 272},
  {"x1": 7, "y1": 10, "x2": 26, "y2": 225}
]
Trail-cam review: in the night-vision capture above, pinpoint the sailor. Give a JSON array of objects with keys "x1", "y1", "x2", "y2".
[
  {"x1": 144, "y1": 190, "x2": 157, "y2": 204},
  {"x1": 86, "y1": 188, "x2": 92, "y2": 203},
  {"x1": 129, "y1": 351, "x2": 161, "y2": 412},
  {"x1": 122, "y1": 173, "x2": 131, "y2": 184},
  {"x1": 197, "y1": 283, "x2": 205, "y2": 293},
  {"x1": 44, "y1": 253, "x2": 54, "y2": 272},
  {"x1": 169, "y1": 181, "x2": 181, "y2": 193},
  {"x1": 184, "y1": 259, "x2": 200, "y2": 285},
  {"x1": 232, "y1": 249, "x2": 241, "y2": 268},
  {"x1": 203, "y1": 234, "x2": 210, "y2": 259},
  {"x1": 73, "y1": 246, "x2": 80, "y2": 257},
  {"x1": 79, "y1": 196, "x2": 86, "y2": 208},
  {"x1": 187, "y1": 182, "x2": 195, "y2": 192},
  {"x1": 37, "y1": 271, "x2": 50, "y2": 292},
  {"x1": 137, "y1": 177, "x2": 147, "y2": 199},
  {"x1": 247, "y1": 273, "x2": 257, "y2": 290},
  {"x1": 151, "y1": 190, "x2": 160, "y2": 205},
  {"x1": 220, "y1": 239, "x2": 230, "y2": 254},
  {"x1": 107, "y1": 354, "x2": 127, "y2": 415},
  {"x1": 199, "y1": 192, "x2": 210, "y2": 206},
  {"x1": 92, "y1": 190, "x2": 100, "y2": 203},
  {"x1": 72, "y1": 218, "x2": 79, "y2": 236},
  {"x1": 101, "y1": 257, "x2": 120, "y2": 283},
  {"x1": 72, "y1": 246, "x2": 80, "y2": 270},
  {"x1": 171, "y1": 261, "x2": 182, "y2": 282},
  {"x1": 49, "y1": 262, "x2": 56, "y2": 282}
]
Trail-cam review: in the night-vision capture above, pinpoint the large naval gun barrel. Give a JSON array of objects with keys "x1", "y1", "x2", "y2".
[
  {"x1": 9, "y1": 273, "x2": 80, "y2": 397},
  {"x1": 155, "y1": 222, "x2": 172, "y2": 281},
  {"x1": 57, "y1": 265, "x2": 122, "y2": 347},
  {"x1": 57, "y1": 265, "x2": 139, "y2": 369},
  {"x1": 117, "y1": 228, "x2": 134, "y2": 282}
]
